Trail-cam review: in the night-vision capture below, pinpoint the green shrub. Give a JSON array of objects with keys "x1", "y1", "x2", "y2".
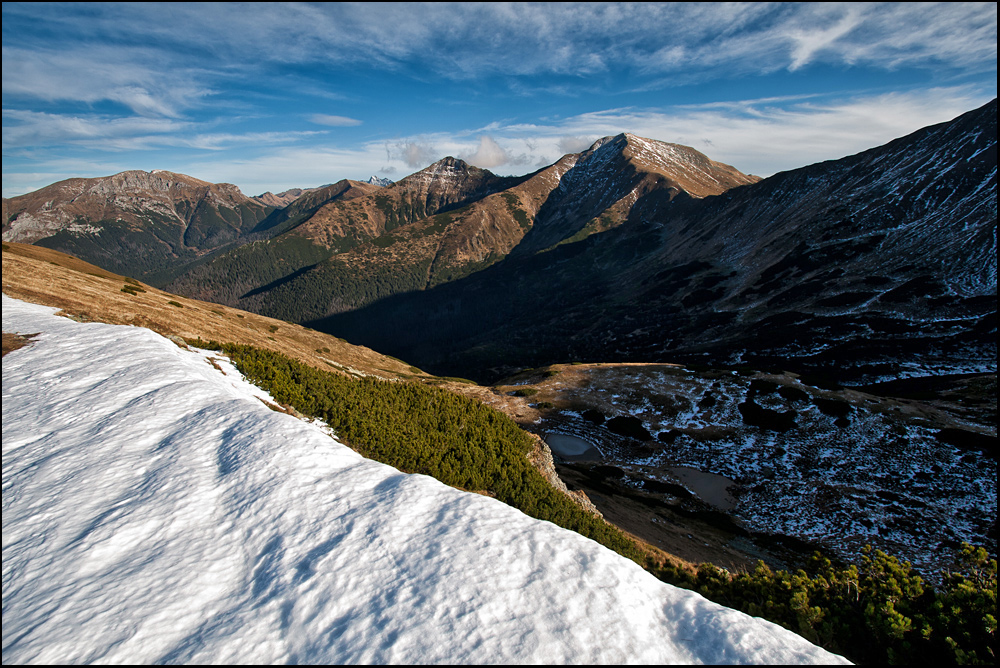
[
  {"x1": 512, "y1": 388, "x2": 538, "y2": 397},
  {"x1": 222, "y1": 344, "x2": 641, "y2": 562},
  {"x1": 650, "y1": 545, "x2": 997, "y2": 665},
  {"x1": 184, "y1": 337, "x2": 224, "y2": 351},
  {"x1": 167, "y1": 300, "x2": 183, "y2": 308}
]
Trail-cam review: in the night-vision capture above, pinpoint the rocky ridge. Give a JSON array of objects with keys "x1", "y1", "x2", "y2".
[
  {"x1": 2, "y1": 170, "x2": 275, "y2": 278},
  {"x1": 164, "y1": 134, "x2": 758, "y2": 324}
]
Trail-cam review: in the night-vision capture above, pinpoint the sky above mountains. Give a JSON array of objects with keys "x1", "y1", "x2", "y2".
[{"x1": 2, "y1": 2, "x2": 997, "y2": 198}]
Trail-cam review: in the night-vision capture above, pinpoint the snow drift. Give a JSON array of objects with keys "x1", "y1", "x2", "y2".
[{"x1": 1, "y1": 295, "x2": 847, "y2": 664}]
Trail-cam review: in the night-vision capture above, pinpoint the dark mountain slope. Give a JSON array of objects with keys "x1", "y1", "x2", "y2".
[
  {"x1": 320, "y1": 100, "x2": 997, "y2": 385},
  {"x1": 2, "y1": 170, "x2": 276, "y2": 279}
]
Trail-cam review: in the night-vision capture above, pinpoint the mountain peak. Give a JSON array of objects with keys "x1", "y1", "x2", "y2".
[
  {"x1": 2, "y1": 169, "x2": 271, "y2": 266},
  {"x1": 621, "y1": 134, "x2": 759, "y2": 197},
  {"x1": 396, "y1": 156, "x2": 512, "y2": 194},
  {"x1": 365, "y1": 175, "x2": 394, "y2": 187},
  {"x1": 568, "y1": 133, "x2": 757, "y2": 199},
  {"x1": 420, "y1": 155, "x2": 476, "y2": 173}
]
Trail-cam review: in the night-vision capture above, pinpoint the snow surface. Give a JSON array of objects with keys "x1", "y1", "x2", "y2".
[{"x1": 2, "y1": 295, "x2": 848, "y2": 665}]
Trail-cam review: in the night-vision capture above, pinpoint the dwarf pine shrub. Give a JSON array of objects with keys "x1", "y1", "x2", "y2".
[{"x1": 222, "y1": 344, "x2": 641, "y2": 561}]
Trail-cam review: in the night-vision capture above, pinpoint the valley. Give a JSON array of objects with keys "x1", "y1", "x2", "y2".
[{"x1": 489, "y1": 362, "x2": 996, "y2": 577}]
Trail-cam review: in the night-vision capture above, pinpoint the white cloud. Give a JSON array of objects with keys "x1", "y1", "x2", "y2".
[
  {"x1": 1, "y1": 45, "x2": 210, "y2": 117},
  {"x1": 2, "y1": 109, "x2": 190, "y2": 147},
  {"x1": 390, "y1": 140, "x2": 440, "y2": 168},
  {"x1": 1, "y1": 109, "x2": 324, "y2": 152},
  {"x1": 785, "y1": 6, "x2": 865, "y2": 70},
  {"x1": 310, "y1": 114, "x2": 363, "y2": 127},
  {"x1": 460, "y1": 136, "x2": 509, "y2": 169},
  {"x1": 557, "y1": 135, "x2": 599, "y2": 155}
]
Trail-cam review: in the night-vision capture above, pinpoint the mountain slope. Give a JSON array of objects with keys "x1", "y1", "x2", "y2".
[
  {"x1": 2, "y1": 170, "x2": 276, "y2": 278},
  {"x1": 321, "y1": 99, "x2": 997, "y2": 385},
  {"x1": 1, "y1": 295, "x2": 846, "y2": 664},
  {"x1": 0, "y1": 241, "x2": 424, "y2": 382},
  {"x1": 162, "y1": 158, "x2": 525, "y2": 315}
]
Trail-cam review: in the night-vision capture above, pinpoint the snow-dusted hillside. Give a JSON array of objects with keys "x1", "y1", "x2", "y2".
[{"x1": 1, "y1": 295, "x2": 847, "y2": 664}]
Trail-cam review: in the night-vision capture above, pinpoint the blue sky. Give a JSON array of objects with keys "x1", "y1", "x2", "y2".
[{"x1": 2, "y1": 2, "x2": 996, "y2": 198}]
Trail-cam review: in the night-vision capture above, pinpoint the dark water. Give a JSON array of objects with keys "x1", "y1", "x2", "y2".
[
  {"x1": 545, "y1": 433, "x2": 603, "y2": 461},
  {"x1": 670, "y1": 467, "x2": 738, "y2": 510}
]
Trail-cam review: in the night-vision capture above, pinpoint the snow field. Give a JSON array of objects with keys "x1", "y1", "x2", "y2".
[{"x1": 2, "y1": 295, "x2": 847, "y2": 664}]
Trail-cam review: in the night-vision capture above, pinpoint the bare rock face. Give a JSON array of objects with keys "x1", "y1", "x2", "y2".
[{"x1": 525, "y1": 433, "x2": 604, "y2": 518}]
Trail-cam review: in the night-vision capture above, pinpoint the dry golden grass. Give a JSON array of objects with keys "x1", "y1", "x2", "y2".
[
  {"x1": 2, "y1": 331, "x2": 38, "y2": 357},
  {"x1": 2, "y1": 242, "x2": 428, "y2": 382}
]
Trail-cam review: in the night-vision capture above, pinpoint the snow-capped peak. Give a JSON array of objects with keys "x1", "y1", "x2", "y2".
[{"x1": 365, "y1": 175, "x2": 394, "y2": 187}]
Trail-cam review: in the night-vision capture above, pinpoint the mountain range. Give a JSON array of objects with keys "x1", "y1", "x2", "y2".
[
  {"x1": 3, "y1": 99, "x2": 995, "y2": 389},
  {"x1": 324, "y1": 100, "x2": 997, "y2": 385}
]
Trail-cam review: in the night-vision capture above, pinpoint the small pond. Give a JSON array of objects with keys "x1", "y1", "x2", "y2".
[
  {"x1": 545, "y1": 433, "x2": 603, "y2": 461},
  {"x1": 669, "y1": 467, "x2": 738, "y2": 510}
]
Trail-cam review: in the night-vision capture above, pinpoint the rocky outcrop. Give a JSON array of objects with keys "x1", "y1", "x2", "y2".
[{"x1": 526, "y1": 433, "x2": 604, "y2": 518}]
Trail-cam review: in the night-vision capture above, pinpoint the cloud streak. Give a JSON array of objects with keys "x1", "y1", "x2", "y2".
[
  {"x1": 4, "y1": 4, "x2": 996, "y2": 102},
  {"x1": 475, "y1": 87, "x2": 995, "y2": 176},
  {"x1": 2, "y1": 109, "x2": 325, "y2": 153},
  {"x1": 310, "y1": 114, "x2": 363, "y2": 127}
]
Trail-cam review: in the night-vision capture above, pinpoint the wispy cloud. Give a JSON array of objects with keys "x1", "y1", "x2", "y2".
[
  {"x1": 2, "y1": 109, "x2": 190, "y2": 147},
  {"x1": 478, "y1": 87, "x2": 995, "y2": 176},
  {"x1": 4, "y1": 4, "x2": 995, "y2": 96},
  {"x1": 2, "y1": 4, "x2": 995, "y2": 198},
  {"x1": 460, "y1": 136, "x2": 529, "y2": 169},
  {"x1": 388, "y1": 140, "x2": 440, "y2": 169},
  {"x1": 2, "y1": 45, "x2": 211, "y2": 117},
  {"x1": 2, "y1": 109, "x2": 324, "y2": 152},
  {"x1": 310, "y1": 114, "x2": 363, "y2": 127}
]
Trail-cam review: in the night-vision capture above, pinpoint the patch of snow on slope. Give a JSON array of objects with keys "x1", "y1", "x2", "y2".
[{"x1": 1, "y1": 295, "x2": 848, "y2": 665}]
